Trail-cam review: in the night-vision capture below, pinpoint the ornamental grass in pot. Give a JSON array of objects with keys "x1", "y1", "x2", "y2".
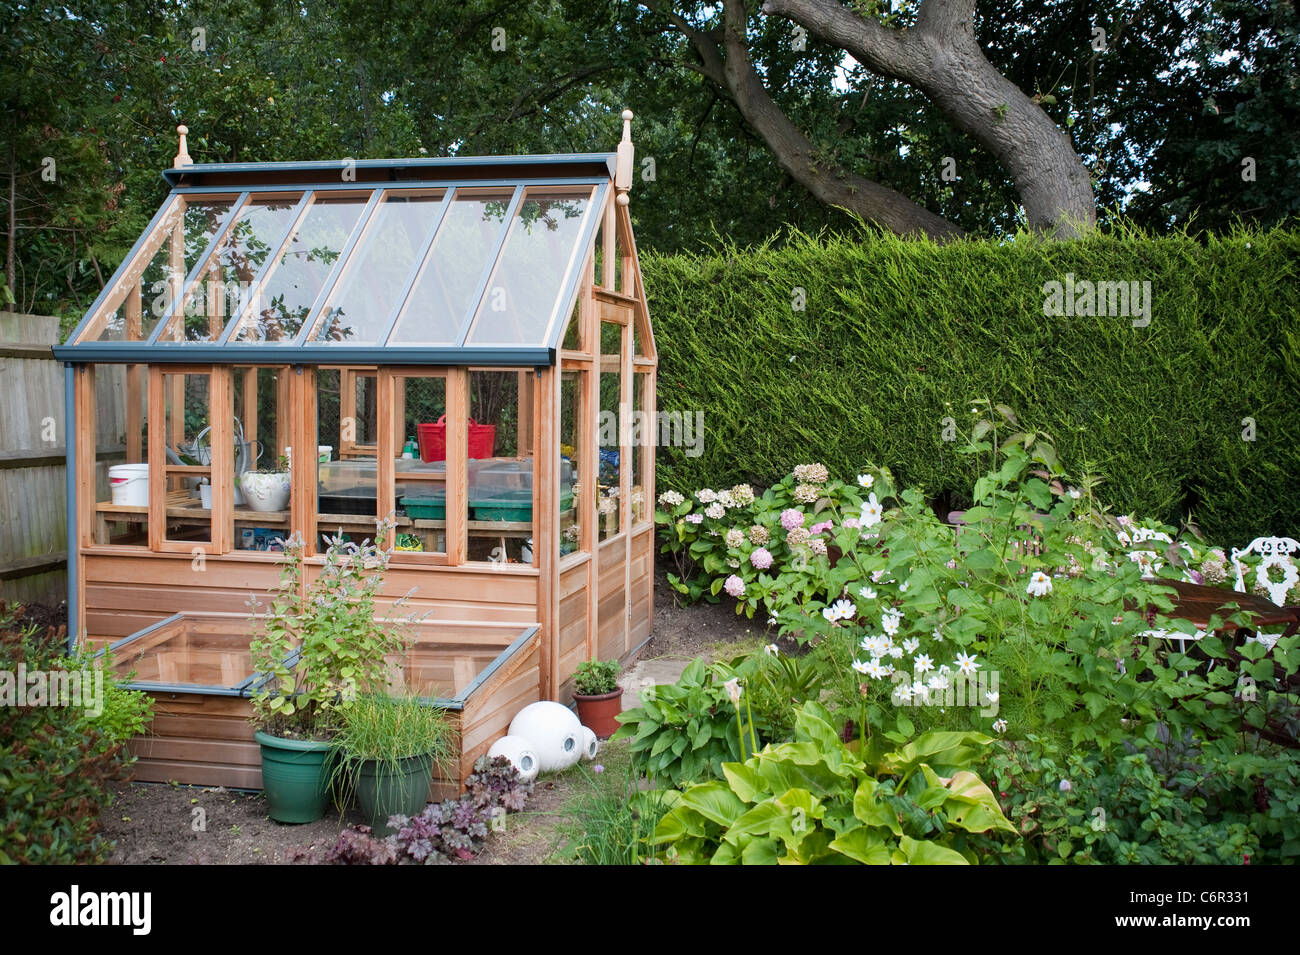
[
  {"x1": 249, "y1": 524, "x2": 414, "y2": 824},
  {"x1": 329, "y1": 692, "x2": 455, "y2": 836},
  {"x1": 573, "y1": 659, "x2": 623, "y2": 738}
]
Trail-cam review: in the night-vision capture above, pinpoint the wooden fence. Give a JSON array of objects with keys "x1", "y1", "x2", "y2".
[{"x1": 0, "y1": 313, "x2": 66, "y2": 607}]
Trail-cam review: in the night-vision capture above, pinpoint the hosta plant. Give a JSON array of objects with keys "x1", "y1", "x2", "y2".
[{"x1": 652, "y1": 701, "x2": 1014, "y2": 864}]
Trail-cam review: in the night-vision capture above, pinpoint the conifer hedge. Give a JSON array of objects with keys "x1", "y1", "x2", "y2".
[{"x1": 641, "y1": 227, "x2": 1300, "y2": 545}]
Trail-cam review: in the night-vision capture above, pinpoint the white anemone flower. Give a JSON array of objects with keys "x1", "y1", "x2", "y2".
[
  {"x1": 992, "y1": 719, "x2": 1008, "y2": 734},
  {"x1": 859, "y1": 585, "x2": 877, "y2": 600},
  {"x1": 902, "y1": 637, "x2": 920, "y2": 654},
  {"x1": 1026, "y1": 571, "x2": 1053, "y2": 598},
  {"x1": 857, "y1": 473, "x2": 875, "y2": 489},
  {"x1": 955, "y1": 652, "x2": 980, "y2": 676},
  {"x1": 851, "y1": 659, "x2": 871, "y2": 675},
  {"x1": 860, "y1": 493, "x2": 883, "y2": 528},
  {"x1": 764, "y1": 643, "x2": 780, "y2": 656},
  {"x1": 913, "y1": 654, "x2": 935, "y2": 674},
  {"x1": 881, "y1": 608, "x2": 903, "y2": 636},
  {"x1": 830, "y1": 598, "x2": 856, "y2": 621}
]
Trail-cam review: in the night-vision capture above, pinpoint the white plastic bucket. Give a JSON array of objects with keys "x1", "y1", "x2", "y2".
[{"x1": 109, "y1": 463, "x2": 149, "y2": 507}]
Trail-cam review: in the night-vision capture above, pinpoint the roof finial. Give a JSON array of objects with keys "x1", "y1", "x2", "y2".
[
  {"x1": 615, "y1": 109, "x2": 634, "y2": 207},
  {"x1": 173, "y1": 124, "x2": 192, "y2": 168}
]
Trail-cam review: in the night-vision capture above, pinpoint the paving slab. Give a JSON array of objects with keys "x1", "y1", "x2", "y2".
[{"x1": 618, "y1": 658, "x2": 689, "y2": 711}]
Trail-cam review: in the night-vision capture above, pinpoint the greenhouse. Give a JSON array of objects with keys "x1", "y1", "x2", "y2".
[{"x1": 52, "y1": 118, "x2": 658, "y2": 789}]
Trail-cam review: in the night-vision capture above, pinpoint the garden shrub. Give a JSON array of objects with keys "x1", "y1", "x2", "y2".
[
  {"x1": 0, "y1": 607, "x2": 152, "y2": 864},
  {"x1": 643, "y1": 226, "x2": 1300, "y2": 545},
  {"x1": 988, "y1": 732, "x2": 1300, "y2": 864},
  {"x1": 638, "y1": 408, "x2": 1300, "y2": 864}
]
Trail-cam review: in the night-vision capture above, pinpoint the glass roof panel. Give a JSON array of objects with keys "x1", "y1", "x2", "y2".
[
  {"x1": 84, "y1": 195, "x2": 234, "y2": 342},
  {"x1": 387, "y1": 189, "x2": 514, "y2": 346},
  {"x1": 309, "y1": 193, "x2": 446, "y2": 345},
  {"x1": 466, "y1": 187, "x2": 594, "y2": 346},
  {"x1": 155, "y1": 194, "x2": 306, "y2": 343},
  {"x1": 230, "y1": 194, "x2": 368, "y2": 343},
  {"x1": 61, "y1": 160, "x2": 616, "y2": 364}
]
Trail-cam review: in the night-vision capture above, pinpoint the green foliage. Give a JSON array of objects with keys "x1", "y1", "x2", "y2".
[
  {"x1": 328, "y1": 693, "x2": 455, "y2": 805},
  {"x1": 988, "y1": 732, "x2": 1300, "y2": 864},
  {"x1": 573, "y1": 659, "x2": 621, "y2": 696},
  {"x1": 0, "y1": 616, "x2": 147, "y2": 864},
  {"x1": 68, "y1": 646, "x2": 154, "y2": 747},
  {"x1": 612, "y1": 658, "x2": 759, "y2": 787},
  {"x1": 559, "y1": 763, "x2": 673, "y2": 866},
  {"x1": 653, "y1": 702, "x2": 1013, "y2": 864},
  {"x1": 644, "y1": 227, "x2": 1300, "y2": 546},
  {"x1": 249, "y1": 528, "x2": 414, "y2": 738}
]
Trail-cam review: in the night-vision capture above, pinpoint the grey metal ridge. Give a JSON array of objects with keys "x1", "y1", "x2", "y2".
[{"x1": 163, "y1": 153, "x2": 618, "y2": 186}]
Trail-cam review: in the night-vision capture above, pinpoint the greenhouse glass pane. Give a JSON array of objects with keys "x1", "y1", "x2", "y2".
[
  {"x1": 311, "y1": 194, "x2": 445, "y2": 345},
  {"x1": 155, "y1": 195, "x2": 304, "y2": 342},
  {"x1": 232, "y1": 195, "x2": 367, "y2": 342},
  {"x1": 387, "y1": 191, "x2": 512, "y2": 345},
  {"x1": 466, "y1": 188, "x2": 593, "y2": 346},
  {"x1": 88, "y1": 196, "x2": 233, "y2": 342}
]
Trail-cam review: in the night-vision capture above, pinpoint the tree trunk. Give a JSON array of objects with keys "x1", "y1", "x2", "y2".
[{"x1": 762, "y1": 0, "x2": 1097, "y2": 237}]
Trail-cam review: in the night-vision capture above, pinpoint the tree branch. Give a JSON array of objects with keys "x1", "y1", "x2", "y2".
[
  {"x1": 763, "y1": 0, "x2": 1098, "y2": 236},
  {"x1": 647, "y1": 0, "x2": 964, "y2": 240}
]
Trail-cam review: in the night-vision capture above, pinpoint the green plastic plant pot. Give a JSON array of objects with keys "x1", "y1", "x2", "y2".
[
  {"x1": 354, "y1": 754, "x2": 435, "y2": 836},
  {"x1": 255, "y1": 731, "x2": 334, "y2": 824}
]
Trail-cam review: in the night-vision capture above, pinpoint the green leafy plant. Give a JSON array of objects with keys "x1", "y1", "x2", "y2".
[
  {"x1": 613, "y1": 658, "x2": 767, "y2": 787},
  {"x1": 985, "y1": 731, "x2": 1300, "y2": 864},
  {"x1": 67, "y1": 645, "x2": 154, "y2": 746},
  {"x1": 249, "y1": 526, "x2": 415, "y2": 738},
  {"x1": 0, "y1": 610, "x2": 149, "y2": 864},
  {"x1": 653, "y1": 701, "x2": 1014, "y2": 864},
  {"x1": 573, "y1": 659, "x2": 621, "y2": 696}
]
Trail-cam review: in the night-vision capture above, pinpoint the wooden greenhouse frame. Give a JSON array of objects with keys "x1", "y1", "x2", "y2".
[{"x1": 53, "y1": 118, "x2": 658, "y2": 792}]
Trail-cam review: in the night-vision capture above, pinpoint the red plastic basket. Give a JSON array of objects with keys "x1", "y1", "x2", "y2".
[{"x1": 417, "y1": 416, "x2": 497, "y2": 462}]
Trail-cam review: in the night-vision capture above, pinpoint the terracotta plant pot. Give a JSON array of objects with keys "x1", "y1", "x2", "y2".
[{"x1": 574, "y1": 689, "x2": 623, "y2": 739}]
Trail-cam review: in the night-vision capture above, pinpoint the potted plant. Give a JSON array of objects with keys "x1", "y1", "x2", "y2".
[
  {"x1": 248, "y1": 525, "x2": 412, "y2": 823},
  {"x1": 573, "y1": 659, "x2": 623, "y2": 738},
  {"x1": 329, "y1": 692, "x2": 454, "y2": 836},
  {"x1": 240, "y1": 452, "x2": 292, "y2": 512}
]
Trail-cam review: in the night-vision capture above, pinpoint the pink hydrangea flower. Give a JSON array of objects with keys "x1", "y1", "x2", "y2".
[
  {"x1": 780, "y1": 508, "x2": 804, "y2": 531},
  {"x1": 810, "y1": 520, "x2": 833, "y2": 535},
  {"x1": 843, "y1": 517, "x2": 861, "y2": 530},
  {"x1": 724, "y1": 574, "x2": 746, "y2": 598},
  {"x1": 750, "y1": 547, "x2": 774, "y2": 570}
]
